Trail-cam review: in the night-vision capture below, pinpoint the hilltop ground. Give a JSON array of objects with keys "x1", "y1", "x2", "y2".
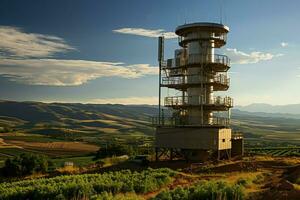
[
  {"x1": 0, "y1": 155, "x2": 299, "y2": 200},
  {"x1": 97, "y1": 155, "x2": 300, "y2": 200}
]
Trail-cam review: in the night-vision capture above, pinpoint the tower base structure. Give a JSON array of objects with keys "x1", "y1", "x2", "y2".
[{"x1": 155, "y1": 127, "x2": 232, "y2": 161}]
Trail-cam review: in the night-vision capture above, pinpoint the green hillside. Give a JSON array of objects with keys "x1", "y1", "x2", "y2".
[{"x1": 0, "y1": 100, "x2": 299, "y2": 147}]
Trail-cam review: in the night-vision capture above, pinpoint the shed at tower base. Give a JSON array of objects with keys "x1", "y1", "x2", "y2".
[
  {"x1": 155, "y1": 22, "x2": 244, "y2": 161},
  {"x1": 156, "y1": 127, "x2": 232, "y2": 161}
]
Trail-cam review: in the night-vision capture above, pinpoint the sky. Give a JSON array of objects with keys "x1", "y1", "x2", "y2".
[{"x1": 0, "y1": 0, "x2": 300, "y2": 106}]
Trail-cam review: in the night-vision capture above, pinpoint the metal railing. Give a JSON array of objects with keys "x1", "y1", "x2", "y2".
[
  {"x1": 162, "y1": 54, "x2": 230, "y2": 71},
  {"x1": 151, "y1": 116, "x2": 230, "y2": 127},
  {"x1": 164, "y1": 96, "x2": 233, "y2": 107},
  {"x1": 178, "y1": 32, "x2": 227, "y2": 46},
  {"x1": 161, "y1": 73, "x2": 230, "y2": 86},
  {"x1": 187, "y1": 54, "x2": 230, "y2": 66}
]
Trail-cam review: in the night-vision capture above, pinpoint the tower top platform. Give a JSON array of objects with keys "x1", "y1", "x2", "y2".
[{"x1": 175, "y1": 22, "x2": 229, "y2": 36}]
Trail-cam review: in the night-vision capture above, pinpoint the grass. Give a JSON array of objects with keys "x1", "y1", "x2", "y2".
[
  {"x1": 51, "y1": 156, "x2": 95, "y2": 168},
  {"x1": 0, "y1": 135, "x2": 64, "y2": 142},
  {"x1": 0, "y1": 148, "x2": 31, "y2": 157},
  {"x1": 247, "y1": 147, "x2": 300, "y2": 157}
]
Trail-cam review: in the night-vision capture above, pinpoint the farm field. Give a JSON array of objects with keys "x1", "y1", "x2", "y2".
[
  {"x1": 247, "y1": 147, "x2": 300, "y2": 157},
  {"x1": 0, "y1": 156, "x2": 299, "y2": 200},
  {"x1": 0, "y1": 101, "x2": 300, "y2": 146},
  {"x1": 0, "y1": 101, "x2": 299, "y2": 171}
]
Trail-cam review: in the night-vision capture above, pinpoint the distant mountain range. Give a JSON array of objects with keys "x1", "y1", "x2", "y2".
[
  {"x1": 236, "y1": 103, "x2": 300, "y2": 115},
  {"x1": 0, "y1": 100, "x2": 299, "y2": 145}
]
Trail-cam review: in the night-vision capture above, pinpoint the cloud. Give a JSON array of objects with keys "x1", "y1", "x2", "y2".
[
  {"x1": 0, "y1": 58, "x2": 158, "y2": 86},
  {"x1": 90, "y1": 96, "x2": 157, "y2": 105},
  {"x1": 224, "y1": 48, "x2": 282, "y2": 64},
  {"x1": 0, "y1": 26, "x2": 158, "y2": 86},
  {"x1": 280, "y1": 42, "x2": 288, "y2": 47},
  {"x1": 0, "y1": 26, "x2": 75, "y2": 58},
  {"x1": 113, "y1": 28, "x2": 177, "y2": 39}
]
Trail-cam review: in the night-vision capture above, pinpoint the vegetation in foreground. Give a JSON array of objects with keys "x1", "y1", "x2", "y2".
[
  {"x1": 152, "y1": 181, "x2": 244, "y2": 200},
  {"x1": 0, "y1": 168, "x2": 175, "y2": 200}
]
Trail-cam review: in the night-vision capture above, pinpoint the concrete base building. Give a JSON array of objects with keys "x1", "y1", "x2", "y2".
[{"x1": 155, "y1": 22, "x2": 244, "y2": 161}]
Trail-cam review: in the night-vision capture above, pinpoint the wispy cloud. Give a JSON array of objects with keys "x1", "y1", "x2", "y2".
[
  {"x1": 280, "y1": 42, "x2": 288, "y2": 47},
  {"x1": 0, "y1": 26, "x2": 75, "y2": 58},
  {"x1": 0, "y1": 26, "x2": 158, "y2": 86},
  {"x1": 224, "y1": 48, "x2": 282, "y2": 64},
  {"x1": 0, "y1": 59, "x2": 158, "y2": 86},
  {"x1": 90, "y1": 96, "x2": 157, "y2": 105},
  {"x1": 113, "y1": 28, "x2": 177, "y2": 39}
]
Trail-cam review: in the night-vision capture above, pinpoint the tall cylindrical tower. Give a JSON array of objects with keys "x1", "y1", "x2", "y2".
[
  {"x1": 155, "y1": 22, "x2": 234, "y2": 161},
  {"x1": 163, "y1": 23, "x2": 232, "y2": 126}
]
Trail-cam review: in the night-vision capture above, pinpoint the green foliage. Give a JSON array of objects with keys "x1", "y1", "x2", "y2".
[
  {"x1": 152, "y1": 181, "x2": 244, "y2": 200},
  {"x1": 296, "y1": 177, "x2": 300, "y2": 184},
  {"x1": 95, "y1": 142, "x2": 136, "y2": 159},
  {"x1": 0, "y1": 168, "x2": 175, "y2": 200},
  {"x1": 91, "y1": 192, "x2": 143, "y2": 200},
  {"x1": 1, "y1": 153, "x2": 48, "y2": 177},
  {"x1": 235, "y1": 178, "x2": 251, "y2": 187},
  {"x1": 252, "y1": 174, "x2": 264, "y2": 184},
  {"x1": 0, "y1": 126, "x2": 13, "y2": 133}
]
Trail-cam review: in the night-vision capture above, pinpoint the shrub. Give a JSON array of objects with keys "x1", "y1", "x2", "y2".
[
  {"x1": 235, "y1": 178, "x2": 251, "y2": 187},
  {"x1": 91, "y1": 192, "x2": 143, "y2": 200},
  {"x1": 2, "y1": 153, "x2": 48, "y2": 177},
  {"x1": 154, "y1": 190, "x2": 172, "y2": 200},
  {"x1": 152, "y1": 181, "x2": 244, "y2": 200},
  {"x1": 95, "y1": 142, "x2": 136, "y2": 159},
  {"x1": 0, "y1": 168, "x2": 176, "y2": 200},
  {"x1": 252, "y1": 174, "x2": 264, "y2": 184}
]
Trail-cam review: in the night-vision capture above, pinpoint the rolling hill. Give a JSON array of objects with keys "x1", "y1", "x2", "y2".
[
  {"x1": 236, "y1": 103, "x2": 300, "y2": 115},
  {"x1": 0, "y1": 100, "x2": 299, "y2": 146}
]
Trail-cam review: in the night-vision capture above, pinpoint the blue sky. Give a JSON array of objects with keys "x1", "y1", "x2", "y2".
[{"x1": 0, "y1": 0, "x2": 299, "y2": 105}]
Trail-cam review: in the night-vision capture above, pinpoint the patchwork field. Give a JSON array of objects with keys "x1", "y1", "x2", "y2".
[{"x1": 0, "y1": 101, "x2": 299, "y2": 169}]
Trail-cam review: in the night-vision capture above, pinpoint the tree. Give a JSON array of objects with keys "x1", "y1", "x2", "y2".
[
  {"x1": 2, "y1": 153, "x2": 49, "y2": 177},
  {"x1": 95, "y1": 142, "x2": 136, "y2": 159}
]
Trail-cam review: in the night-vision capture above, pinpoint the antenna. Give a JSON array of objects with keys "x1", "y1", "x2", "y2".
[
  {"x1": 219, "y1": 0, "x2": 223, "y2": 24},
  {"x1": 224, "y1": 0, "x2": 227, "y2": 24},
  {"x1": 158, "y1": 36, "x2": 164, "y2": 125}
]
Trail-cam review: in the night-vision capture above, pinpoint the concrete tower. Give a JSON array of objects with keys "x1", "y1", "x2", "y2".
[{"x1": 155, "y1": 22, "x2": 241, "y2": 161}]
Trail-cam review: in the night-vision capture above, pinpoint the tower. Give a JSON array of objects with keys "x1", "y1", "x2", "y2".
[{"x1": 155, "y1": 22, "x2": 236, "y2": 161}]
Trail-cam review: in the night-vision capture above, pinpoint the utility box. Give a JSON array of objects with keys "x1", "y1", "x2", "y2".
[{"x1": 231, "y1": 134, "x2": 244, "y2": 157}]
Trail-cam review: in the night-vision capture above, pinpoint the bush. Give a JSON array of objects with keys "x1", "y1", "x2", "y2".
[
  {"x1": 0, "y1": 168, "x2": 176, "y2": 200},
  {"x1": 152, "y1": 181, "x2": 244, "y2": 200},
  {"x1": 95, "y1": 142, "x2": 136, "y2": 159},
  {"x1": 91, "y1": 192, "x2": 143, "y2": 200},
  {"x1": 252, "y1": 174, "x2": 264, "y2": 184},
  {"x1": 235, "y1": 178, "x2": 251, "y2": 187},
  {"x1": 2, "y1": 153, "x2": 49, "y2": 177}
]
